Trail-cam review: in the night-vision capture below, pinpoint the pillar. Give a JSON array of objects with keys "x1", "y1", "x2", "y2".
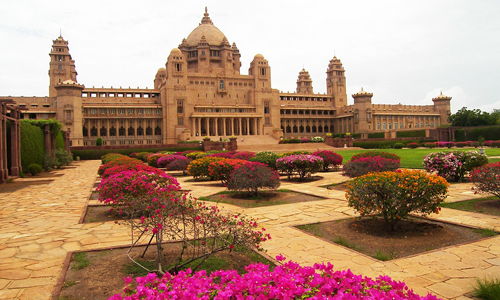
[
  {"x1": 246, "y1": 118, "x2": 250, "y2": 135},
  {"x1": 9, "y1": 109, "x2": 19, "y2": 176},
  {"x1": 215, "y1": 117, "x2": 218, "y2": 137},
  {"x1": 223, "y1": 118, "x2": 227, "y2": 136}
]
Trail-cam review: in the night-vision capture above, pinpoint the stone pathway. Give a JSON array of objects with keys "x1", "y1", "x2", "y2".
[{"x1": 1, "y1": 161, "x2": 499, "y2": 299}]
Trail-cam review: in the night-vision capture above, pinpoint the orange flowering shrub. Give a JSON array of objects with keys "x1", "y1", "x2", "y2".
[
  {"x1": 187, "y1": 156, "x2": 226, "y2": 179},
  {"x1": 208, "y1": 159, "x2": 250, "y2": 185},
  {"x1": 345, "y1": 170, "x2": 449, "y2": 231}
]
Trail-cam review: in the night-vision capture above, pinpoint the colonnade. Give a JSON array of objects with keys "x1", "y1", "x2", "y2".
[{"x1": 191, "y1": 117, "x2": 260, "y2": 137}]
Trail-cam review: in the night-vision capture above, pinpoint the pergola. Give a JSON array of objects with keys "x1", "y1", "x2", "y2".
[{"x1": 0, "y1": 99, "x2": 22, "y2": 183}]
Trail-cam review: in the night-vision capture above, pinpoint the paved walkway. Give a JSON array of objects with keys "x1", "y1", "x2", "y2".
[{"x1": 1, "y1": 161, "x2": 499, "y2": 299}]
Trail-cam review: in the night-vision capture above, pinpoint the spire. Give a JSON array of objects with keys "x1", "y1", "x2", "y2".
[{"x1": 201, "y1": 7, "x2": 213, "y2": 25}]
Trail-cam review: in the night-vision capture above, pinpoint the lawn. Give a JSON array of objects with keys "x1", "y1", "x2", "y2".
[{"x1": 337, "y1": 148, "x2": 500, "y2": 169}]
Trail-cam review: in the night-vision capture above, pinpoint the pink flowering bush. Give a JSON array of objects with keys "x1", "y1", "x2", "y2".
[
  {"x1": 232, "y1": 151, "x2": 256, "y2": 161},
  {"x1": 342, "y1": 156, "x2": 400, "y2": 178},
  {"x1": 101, "y1": 163, "x2": 165, "y2": 179},
  {"x1": 97, "y1": 169, "x2": 269, "y2": 274},
  {"x1": 312, "y1": 150, "x2": 343, "y2": 171},
  {"x1": 147, "y1": 153, "x2": 168, "y2": 168},
  {"x1": 227, "y1": 162, "x2": 280, "y2": 195},
  {"x1": 276, "y1": 154, "x2": 324, "y2": 181},
  {"x1": 351, "y1": 151, "x2": 401, "y2": 162},
  {"x1": 109, "y1": 255, "x2": 440, "y2": 300},
  {"x1": 407, "y1": 143, "x2": 419, "y2": 149},
  {"x1": 300, "y1": 137, "x2": 310, "y2": 143},
  {"x1": 423, "y1": 150, "x2": 488, "y2": 181},
  {"x1": 166, "y1": 158, "x2": 192, "y2": 174},
  {"x1": 206, "y1": 152, "x2": 236, "y2": 159},
  {"x1": 97, "y1": 157, "x2": 144, "y2": 176},
  {"x1": 157, "y1": 155, "x2": 188, "y2": 168},
  {"x1": 471, "y1": 162, "x2": 500, "y2": 197},
  {"x1": 424, "y1": 142, "x2": 437, "y2": 148}
]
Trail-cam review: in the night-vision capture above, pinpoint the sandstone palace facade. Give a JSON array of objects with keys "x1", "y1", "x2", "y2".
[{"x1": 1, "y1": 8, "x2": 451, "y2": 147}]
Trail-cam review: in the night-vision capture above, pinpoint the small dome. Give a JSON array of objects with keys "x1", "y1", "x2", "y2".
[
  {"x1": 352, "y1": 87, "x2": 373, "y2": 97},
  {"x1": 254, "y1": 53, "x2": 264, "y2": 59},
  {"x1": 432, "y1": 91, "x2": 452, "y2": 101},
  {"x1": 170, "y1": 48, "x2": 181, "y2": 54}
]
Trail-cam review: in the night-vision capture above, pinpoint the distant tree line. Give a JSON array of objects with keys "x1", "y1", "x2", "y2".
[{"x1": 449, "y1": 107, "x2": 500, "y2": 127}]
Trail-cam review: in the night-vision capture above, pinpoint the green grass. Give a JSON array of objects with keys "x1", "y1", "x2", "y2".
[
  {"x1": 332, "y1": 236, "x2": 363, "y2": 252},
  {"x1": 123, "y1": 259, "x2": 157, "y2": 277},
  {"x1": 200, "y1": 189, "x2": 308, "y2": 208},
  {"x1": 473, "y1": 277, "x2": 500, "y2": 299},
  {"x1": 473, "y1": 228, "x2": 499, "y2": 238},
  {"x1": 338, "y1": 148, "x2": 500, "y2": 169},
  {"x1": 62, "y1": 280, "x2": 77, "y2": 288},
  {"x1": 296, "y1": 223, "x2": 323, "y2": 238},
  {"x1": 439, "y1": 196, "x2": 500, "y2": 216},
  {"x1": 373, "y1": 250, "x2": 394, "y2": 261},
  {"x1": 71, "y1": 252, "x2": 90, "y2": 270}
]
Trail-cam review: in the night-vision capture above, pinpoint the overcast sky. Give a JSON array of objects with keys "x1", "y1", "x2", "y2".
[{"x1": 1, "y1": 0, "x2": 499, "y2": 113}]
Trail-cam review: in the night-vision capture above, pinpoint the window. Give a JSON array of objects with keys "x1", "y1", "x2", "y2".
[
  {"x1": 100, "y1": 127, "x2": 107, "y2": 136},
  {"x1": 109, "y1": 127, "x2": 116, "y2": 136},
  {"x1": 99, "y1": 109, "x2": 107, "y2": 115},
  {"x1": 66, "y1": 111, "x2": 71, "y2": 119},
  {"x1": 137, "y1": 108, "x2": 144, "y2": 114},
  {"x1": 118, "y1": 108, "x2": 125, "y2": 114},
  {"x1": 90, "y1": 109, "x2": 97, "y2": 115},
  {"x1": 154, "y1": 108, "x2": 161, "y2": 114},
  {"x1": 155, "y1": 126, "x2": 161, "y2": 135},
  {"x1": 265, "y1": 117, "x2": 270, "y2": 125},
  {"x1": 119, "y1": 127, "x2": 125, "y2": 136},
  {"x1": 383, "y1": 122, "x2": 387, "y2": 130},
  {"x1": 128, "y1": 127, "x2": 135, "y2": 136},
  {"x1": 264, "y1": 102, "x2": 270, "y2": 114},
  {"x1": 219, "y1": 80, "x2": 224, "y2": 89},
  {"x1": 177, "y1": 100, "x2": 184, "y2": 113},
  {"x1": 127, "y1": 109, "x2": 134, "y2": 115},
  {"x1": 178, "y1": 117, "x2": 184, "y2": 125},
  {"x1": 108, "y1": 109, "x2": 116, "y2": 114},
  {"x1": 175, "y1": 63, "x2": 182, "y2": 72},
  {"x1": 145, "y1": 108, "x2": 152, "y2": 114},
  {"x1": 260, "y1": 68, "x2": 266, "y2": 76}
]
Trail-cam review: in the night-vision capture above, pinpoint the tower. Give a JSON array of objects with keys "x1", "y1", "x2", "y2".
[
  {"x1": 48, "y1": 36, "x2": 77, "y2": 97},
  {"x1": 296, "y1": 69, "x2": 313, "y2": 94},
  {"x1": 326, "y1": 56, "x2": 347, "y2": 107}
]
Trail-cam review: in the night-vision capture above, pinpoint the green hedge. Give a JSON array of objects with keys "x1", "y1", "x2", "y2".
[
  {"x1": 353, "y1": 139, "x2": 430, "y2": 149},
  {"x1": 455, "y1": 126, "x2": 500, "y2": 142},
  {"x1": 72, "y1": 146, "x2": 203, "y2": 160},
  {"x1": 396, "y1": 130, "x2": 426, "y2": 138},
  {"x1": 367, "y1": 132, "x2": 385, "y2": 139},
  {"x1": 20, "y1": 121, "x2": 45, "y2": 171},
  {"x1": 55, "y1": 131, "x2": 65, "y2": 150}
]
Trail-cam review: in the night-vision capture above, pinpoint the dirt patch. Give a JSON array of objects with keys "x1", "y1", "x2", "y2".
[
  {"x1": 297, "y1": 217, "x2": 493, "y2": 260},
  {"x1": 205, "y1": 191, "x2": 325, "y2": 208},
  {"x1": 280, "y1": 175, "x2": 324, "y2": 183},
  {"x1": 83, "y1": 205, "x2": 126, "y2": 223},
  {"x1": 58, "y1": 244, "x2": 274, "y2": 300},
  {"x1": 325, "y1": 182, "x2": 348, "y2": 191}
]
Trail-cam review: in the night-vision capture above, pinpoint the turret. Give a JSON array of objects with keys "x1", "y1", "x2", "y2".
[
  {"x1": 49, "y1": 36, "x2": 77, "y2": 97},
  {"x1": 432, "y1": 92, "x2": 452, "y2": 125},
  {"x1": 326, "y1": 56, "x2": 347, "y2": 107},
  {"x1": 296, "y1": 69, "x2": 313, "y2": 94}
]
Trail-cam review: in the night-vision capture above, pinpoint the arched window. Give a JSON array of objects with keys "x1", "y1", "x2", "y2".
[
  {"x1": 146, "y1": 126, "x2": 153, "y2": 136},
  {"x1": 128, "y1": 127, "x2": 135, "y2": 136},
  {"x1": 324, "y1": 125, "x2": 328, "y2": 132},
  {"x1": 299, "y1": 125, "x2": 304, "y2": 133},
  {"x1": 137, "y1": 126, "x2": 144, "y2": 136},
  {"x1": 100, "y1": 127, "x2": 107, "y2": 137},
  {"x1": 155, "y1": 126, "x2": 161, "y2": 136},
  {"x1": 293, "y1": 125, "x2": 298, "y2": 133},
  {"x1": 82, "y1": 126, "x2": 88, "y2": 137},
  {"x1": 312, "y1": 126, "x2": 317, "y2": 133},
  {"x1": 306, "y1": 126, "x2": 310, "y2": 133},
  {"x1": 286, "y1": 125, "x2": 291, "y2": 133},
  {"x1": 119, "y1": 127, "x2": 125, "y2": 136},
  {"x1": 90, "y1": 127, "x2": 98, "y2": 137}
]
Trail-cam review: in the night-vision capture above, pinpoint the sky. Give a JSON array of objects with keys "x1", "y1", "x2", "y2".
[{"x1": 1, "y1": 0, "x2": 499, "y2": 113}]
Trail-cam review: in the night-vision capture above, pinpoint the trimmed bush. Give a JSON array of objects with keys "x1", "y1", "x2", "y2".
[
  {"x1": 423, "y1": 150, "x2": 489, "y2": 181},
  {"x1": 342, "y1": 156, "x2": 401, "y2": 178},
  {"x1": 233, "y1": 151, "x2": 256, "y2": 161},
  {"x1": 249, "y1": 151, "x2": 280, "y2": 170},
  {"x1": 135, "y1": 152, "x2": 154, "y2": 162},
  {"x1": 351, "y1": 150, "x2": 400, "y2": 162},
  {"x1": 166, "y1": 157, "x2": 192, "y2": 174},
  {"x1": 101, "y1": 153, "x2": 126, "y2": 164},
  {"x1": 71, "y1": 146, "x2": 202, "y2": 161},
  {"x1": 455, "y1": 142, "x2": 468, "y2": 148},
  {"x1": 185, "y1": 151, "x2": 205, "y2": 159},
  {"x1": 54, "y1": 149, "x2": 73, "y2": 167},
  {"x1": 20, "y1": 121, "x2": 45, "y2": 172},
  {"x1": 393, "y1": 142, "x2": 404, "y2": 149},
  {"x1": 424, "y1": 142, "x2": 437, "y2": 148},
  {"x1": 55, "y1": 131, "x2": 65, "y2": 150},
  {"x1": 300, "y1": 137, "x2": 310, "y2": 143},
  {"x1": 280, "y1": 150, "x2": 311, "y2": 157},
  {"x1": 207, "y1": 152, "x2": 236, "y2": 159},
  {"x1": 471, "y1": 162, "x2": 500, "y2": 197},
  {"x1": 407, "y1": 143, "x2": 419, "y2": 149},
  {"x1": 367, "y1": 132, "x2": 385, "y2": 139},
  {"x1": 27, "y1": 163, "x2": 43, "y2": 176},
  {"x1": 311, "y1": 136, "x2": 324, "y2": 142},
  {"x1": 96, "y1": 137, "x2": 103, "y2": 146},
  {"x1": 187, "y1": 156, "x2": 226, "y2": 178},
  {"x1": 276, "y1": 154, "x2": 323, "y2": 180},
  {"x1": 227, "y1": 162, "x2": 280, "y2": 195},
  {"x1": 346, "y1": 170, "x2": 449, "y2": 231},
  {"x1": 312, "y1": 150, "x2": 343, "y2": 171},
  {"x1": 102, "y1": 163, "x2": 165, "y2": 179}
]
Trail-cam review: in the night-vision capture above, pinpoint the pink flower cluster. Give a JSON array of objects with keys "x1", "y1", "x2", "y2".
[
  {"x1": 276, "y1": 154, "x2": 324, "y2": 180},
  {"x1": 109, "y1": 256, "x2": 440, "y2": 300}
]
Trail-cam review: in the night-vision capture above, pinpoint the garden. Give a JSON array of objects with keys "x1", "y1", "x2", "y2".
[{"x1": 56, "y1": 146, "x2": 500, "y2": 299}]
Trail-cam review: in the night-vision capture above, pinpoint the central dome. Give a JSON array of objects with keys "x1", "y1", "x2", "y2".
[{"x1": 185, "y1": 8, "x2": 227, "y2": 47}]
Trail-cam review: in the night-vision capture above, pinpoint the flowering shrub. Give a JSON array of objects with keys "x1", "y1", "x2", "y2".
[
  {"x1": 101, "y1": 153, "x2": 125, "y2": 164},
  {"x1": 227, "y1": 162, "x2": 280, "y2": 195},
  {"x1": 98, "y1": 169, "x2": 268, "y2": 274},
  {"x1": 166, "y1": 157, "x2": 192, "y2": 174},
  {"x1": 346, "y1": 170, "x2": 449, "y2": 231},
  {"x1": 424, "y1": 142, "x2": 437, "y2": 148},
  {"x1": 147, "y1": 153, "x2": 168, "y2": 168},
  {"x1": 174, "y1": 150, "x2": 198, "y2": 156},
  {"x1": 208, "y1": 159, "x2": 250, "y2": 185},
  {"x1": 351, "y1": 150, "x2": 401, "y2": 162},
  {"x1": 97, "y1": 157, "x2": 143, "y2": 176},
  {"x1": 110, "y1": 255, "x2": 440, "y2": 300},
  {"x1": 276, "y1": 154, "x2": 323, "y2": 180},
  {"x1": 233, "y1": 151, "x2": 256, "y2": 161},
  {"x1": 484, "y1": 140, "x2": 500, "y2": 148},
  {"x1": 135, "y1": 152, "x2": 154, "y2": 162},
  {"x1": 187, "y1": 157, "x2": 226, "y2": 178},
  {"x1": 206, "y1": 152, "x2": 236, "y2": 159},
  {"x1": 185, "y1": 151, "x2": 205, "y2": 160},
  {"x1": 249, "y1": 151, "x2": 280, "y2": 170},
  {"x1": 471, "y1": 162, "x2": 500, "y2": 197},
  {"x1": 437, "y1": 141, "x2": 455, "y2": 148},
  {"x1": 280, "y1": 150, "x2": 311, "y2": 157},
  {"x1": 300, "y1": 137, "x2": 310, "y2": 143},
  {"x1": 157, "y1": 155, "x2": 188, "y2": 168},
  {"x1": 342, "y1": 156, "x2": 400, "y2": 178},
  {"x1": 407, "y1": 143, "x2": 419, "y2": 149},
  {"x1": 423, "y1": 150, "x2": 488, "y2": 181},
  {"x1": 455, "y1": 142, "x2": 468, "y2": 148},
  {"x1": 102, "y1": 163, "x2": 165, "y2": 179},
  {"x1": 311, "y1": 136, "x2": 325, "y2": 142},
  {"x1": 312, "y1": 150, "x2": 343, "y2": 171}
]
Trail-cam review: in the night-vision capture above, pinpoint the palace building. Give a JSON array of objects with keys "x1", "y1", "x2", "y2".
[{"x1": 1, "y1": 8, "x2": 451, "y2": 147}]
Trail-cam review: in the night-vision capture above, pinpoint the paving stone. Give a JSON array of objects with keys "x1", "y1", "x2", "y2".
[
  {"x1": 0, "y1": 289, "x2": 22, "y2": 299},
  {"x1": 0, "y1": 269, "x2": 31, "y2": 280},
  {"x1": 427, "y1": 282, "x2": 467, "y2": 299}
]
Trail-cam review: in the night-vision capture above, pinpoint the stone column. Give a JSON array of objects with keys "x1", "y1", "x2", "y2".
[
  {"x1": 9, "y1": 109, "x2": 20, "y2": 176},
  {"x1": 223, "y1": 118, "x2": 227, "y2": 136},
  {"x1": 215, "y1": 117, "x2": 219, "y2": 137},
  {"x1": 0, "y1": 103, "x2": 7, "y2": 182},
  {"x1": 253, "y1": 118, "x2": 257, "y2": 135},
  {"x1": 231, "y1": 118, "x2": 235, "y2": 136},
  {"x1": 191, "y1": 117, "x2": 196, "y2": 137},
  {"x1": 44, "y1": 124, "x2": 52, "y2": 157},
  {"x1": 246, "y1": 118, "x2": 250, "y2": 135},
  {"x1": 238, "y1": 118, "x2": 242, "y2": 136}
]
